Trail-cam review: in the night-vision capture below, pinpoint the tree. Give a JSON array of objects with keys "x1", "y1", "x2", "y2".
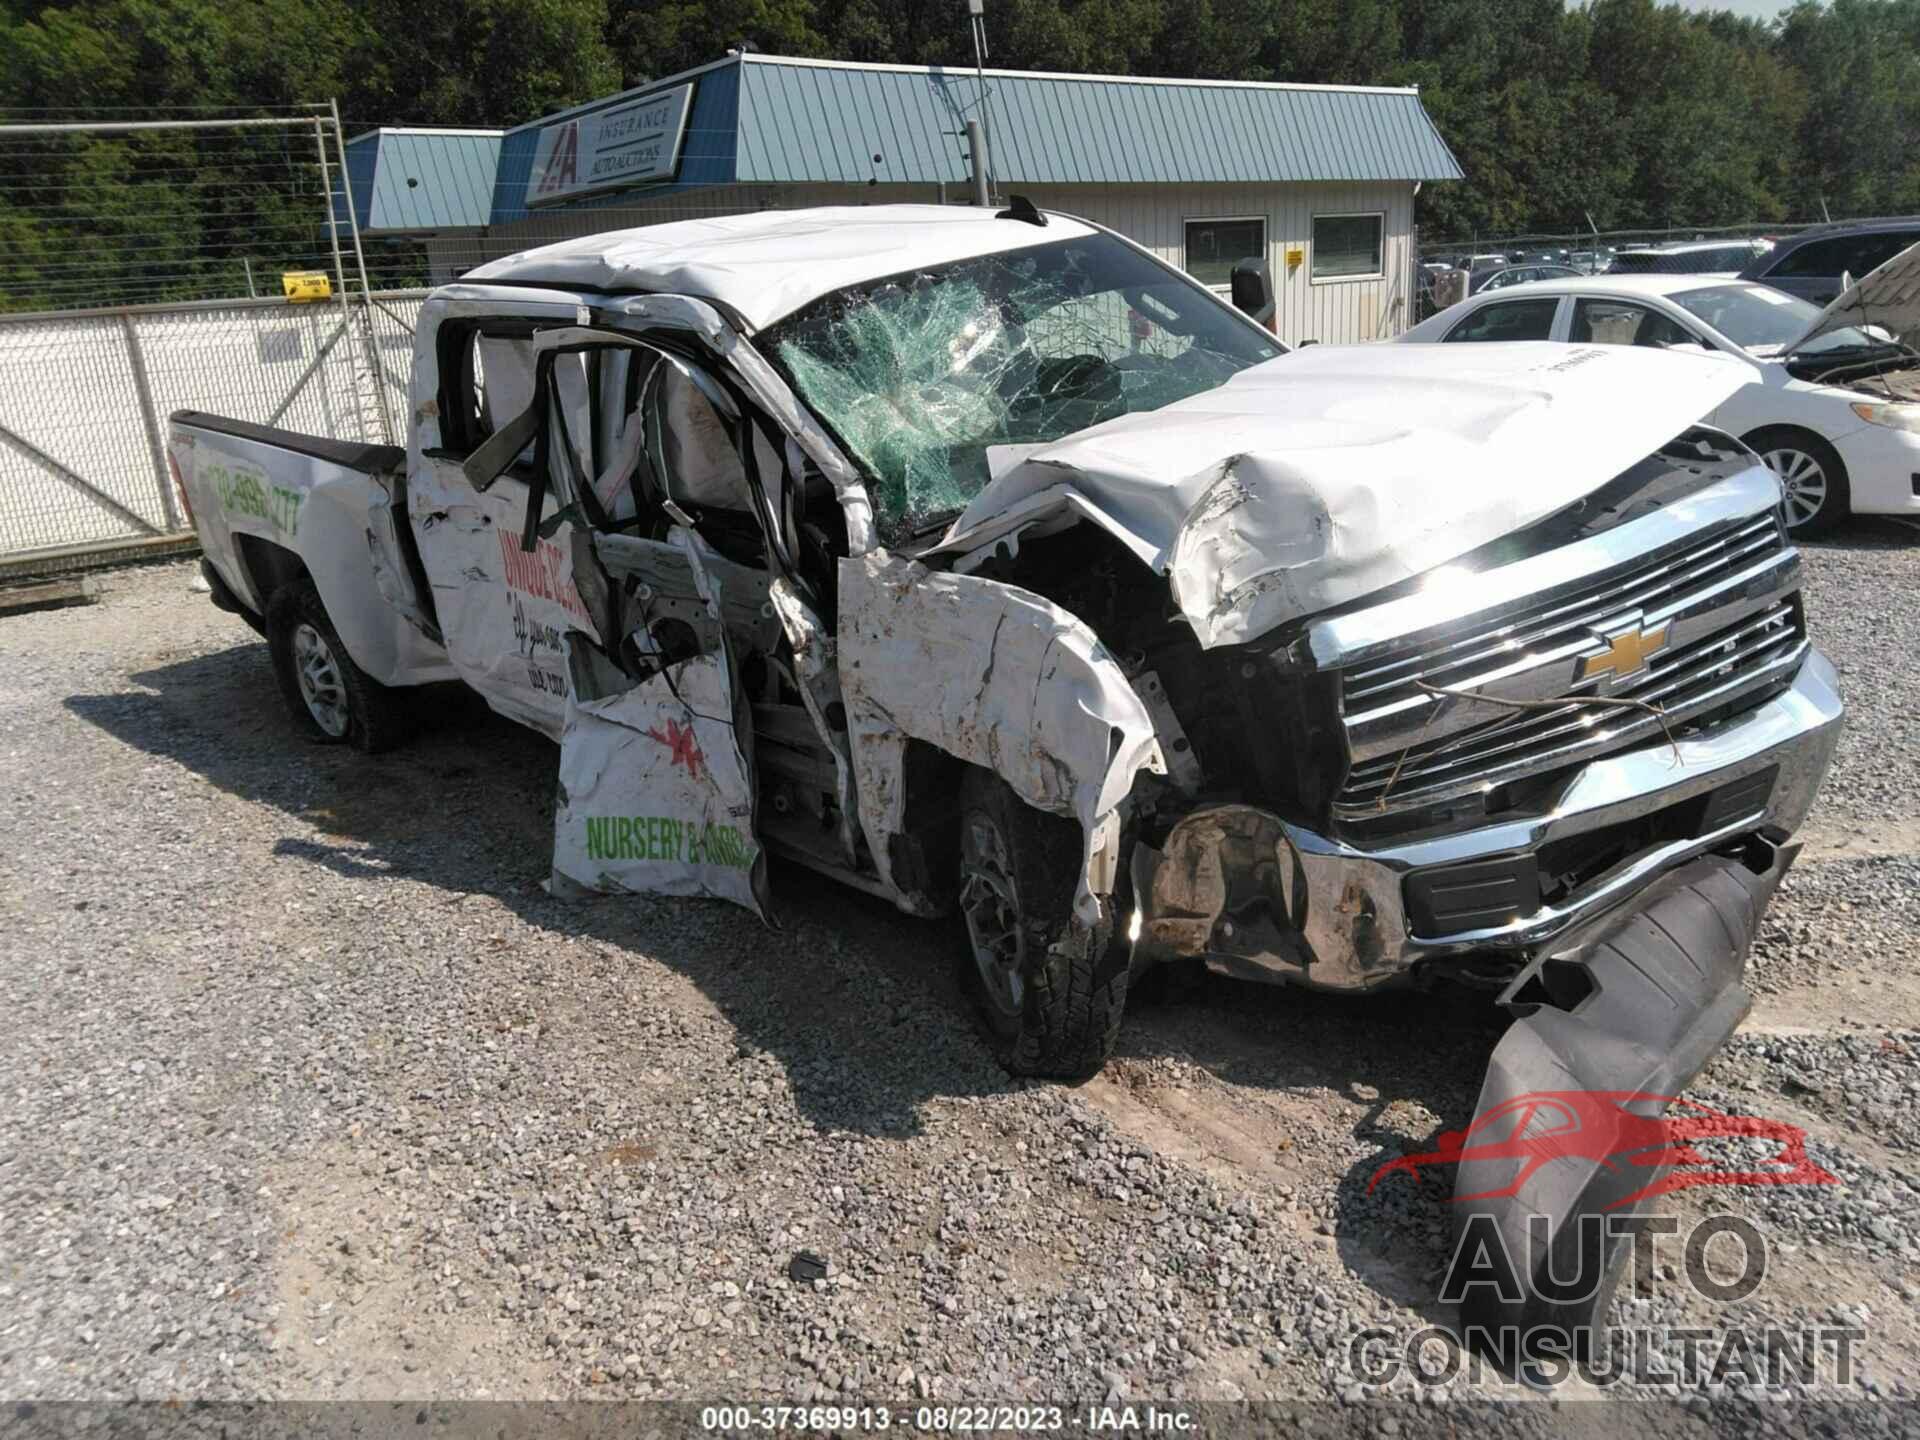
[
  {"x1": 3, "y1": 0, "x2": 1918, "y2": 305},
  {"x1": 610, "y1": 0, "x2": 819, "y2": 85},
  {"x1": 1780, "y1": 0, "x2": 1920, "y2": 216},
  {"x1": 0, "y1": 0, "x2": 361, "y2": 308},
  {"x1": 346, "y1": 0, "x2": 620, "y2": 127}
]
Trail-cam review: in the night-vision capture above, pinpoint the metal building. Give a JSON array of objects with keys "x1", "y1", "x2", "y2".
[
  {"x1": 338, "y1": 126, "x2": 502, "y2": 258},
  {"x1": 348, "y1": 53, "x2": 1462, "y2": 346}
]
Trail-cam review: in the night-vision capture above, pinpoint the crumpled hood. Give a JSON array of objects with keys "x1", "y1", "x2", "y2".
[{"x1": 928, "y1": 341, "x2": 1752, "y2": 647}]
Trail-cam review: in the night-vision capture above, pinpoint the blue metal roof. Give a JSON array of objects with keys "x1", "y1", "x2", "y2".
[
  {"x1": 484, "y1": 55, "x2": 1462, "y2": 227},
  {"x1": 734, "y1": 59, "x2": 1463, "y2": 187},
  {"x1": 337, "y1": 128, "x2": 502, "y2": 234}
]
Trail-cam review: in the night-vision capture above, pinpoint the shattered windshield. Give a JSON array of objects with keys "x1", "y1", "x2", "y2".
[{"x1": 764, "y1": 232, "x2": 1283, "y2": 537}]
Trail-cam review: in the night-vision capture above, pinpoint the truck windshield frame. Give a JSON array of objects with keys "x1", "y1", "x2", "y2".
[{"x1": 759, "y1": 232, "x2": 1284, "y2": 540}]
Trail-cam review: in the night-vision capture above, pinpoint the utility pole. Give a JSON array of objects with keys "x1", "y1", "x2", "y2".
[
  {"x1": 965, "y1": 120, "x2": 990, "y2": 207},
  {"x1": 967, "y1": 0, "x2": 994, "y2": 204}
]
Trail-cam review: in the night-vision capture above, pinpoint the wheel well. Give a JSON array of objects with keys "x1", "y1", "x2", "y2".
[
  {"x1": 232, "y1": 534, "x2": 311, "y2": 613},
  {"x1": 1741, "y1": 423, "x2": 1842, "y2": 464},
  {"x1": 1740, "y1": 424, "x2": 1850, "y2": 491},
  {"x1": 887, "y1": 740, "x2": 968, "y2": 912},
  {"x1": 1742, "y1": 423, "x2": 1817, "y2": 445},
  {"x1": 958, "y1": 520, "x2": 1341, "y2": 817}
]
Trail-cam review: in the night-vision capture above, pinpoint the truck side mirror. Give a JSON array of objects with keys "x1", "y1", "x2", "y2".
[{"x1": 1230, "y1": 258, "x2": 1276, "y2": 331}]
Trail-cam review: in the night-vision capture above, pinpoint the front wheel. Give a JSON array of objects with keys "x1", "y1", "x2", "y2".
[
  {"x1": 1747, "y1": 427, "x2": 1850, "y2": 534},
  {"x1": 266, "y1": 580, "x2": 411, "y2": 753},
  {"x1": 955, "y1": 771, "x2": 1127, "y2": 1080}
]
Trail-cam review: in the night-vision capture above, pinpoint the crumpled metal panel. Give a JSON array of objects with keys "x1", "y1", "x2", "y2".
[
  {"x1": 551, "y1": 532, "x2": 769, "y2": 916},
  {"x1": 837, "y1": 552, "x2": 1166, "y2": 924},
  {"x1": 550, "y1": 647, "x2": 767, "y2": 914},
  {"x1": 927, "y1": 342, "x2": 1752, "y2": 648}
]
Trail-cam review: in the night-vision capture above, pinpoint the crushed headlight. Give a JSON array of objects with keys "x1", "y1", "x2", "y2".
[{"x1": 1849, "y1": 401, "x2": 1920, "y2": 434}]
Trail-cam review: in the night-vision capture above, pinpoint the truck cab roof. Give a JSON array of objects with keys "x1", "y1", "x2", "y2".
[{"x1": 464, "y1": 204, "x2": 1099, "y2": 331}]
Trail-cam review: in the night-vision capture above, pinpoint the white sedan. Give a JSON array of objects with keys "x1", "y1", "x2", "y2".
[{"x1": 1398, "y1": 258, "x2": 1920, "y2": 532}]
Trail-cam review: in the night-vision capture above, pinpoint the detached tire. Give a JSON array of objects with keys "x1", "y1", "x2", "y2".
[
  {"x1": 955, "y1": 771, "x2": 1127, "y2": 1080},
  {"x1": 266, "y1": 579, "x2": 411, "y2": 754},
  {"x1": 1745, "y1": 426, "x2": 1850, "y2": 534}
]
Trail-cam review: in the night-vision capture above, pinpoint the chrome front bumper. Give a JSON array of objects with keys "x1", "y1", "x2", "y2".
[{"x1": 1130, "y1": 650, "x2": 1843, "y2": 992}]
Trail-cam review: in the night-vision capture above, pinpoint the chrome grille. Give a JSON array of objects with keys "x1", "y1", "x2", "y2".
[{"x1": 1334, "y1": 512, "x2": 1805, "y2": 820}]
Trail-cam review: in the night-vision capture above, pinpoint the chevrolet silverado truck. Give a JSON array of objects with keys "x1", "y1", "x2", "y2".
[{"x1": 171, "y1": 204, "x2": 1842, "y2": 1343}]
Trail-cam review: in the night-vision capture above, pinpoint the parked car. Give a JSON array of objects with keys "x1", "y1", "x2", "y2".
[
  {"x1": 1396, "y1": 250, "x2": 1920, "y2": 531},
  {"x1": 1609, "y1": 239, "x2": 1773, "y2": 277},
  {"x1": 1741, "y1": 218, "x2": 1920, "y2": 307},
  {"x1": 1473, "y1": 262, "x2": 1583, "y2": 294},
  {"x1": 167, "y1": 204, "x2": 1842, "y2": 1340}
]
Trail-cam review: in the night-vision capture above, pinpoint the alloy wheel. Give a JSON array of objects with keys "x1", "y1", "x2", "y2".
[
  {"x1": 291, "y1": 622, "x2": 350, "y2": 738},
  {"x1": 1762, "y1": 447, "x2": 1828, "y2": 531},
  {"x1": 959, "y1": 811, "x2": 1027, "y2": 1021}
]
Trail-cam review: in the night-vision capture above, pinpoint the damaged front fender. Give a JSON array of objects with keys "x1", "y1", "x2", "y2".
[{"x1": 837, "y1": 553, "x2": 1167, "y2": 924}]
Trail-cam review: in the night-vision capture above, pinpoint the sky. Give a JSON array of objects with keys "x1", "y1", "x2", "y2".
[{"x1": 1671, "y1": 0, "x2": 1795, "y2": 19}]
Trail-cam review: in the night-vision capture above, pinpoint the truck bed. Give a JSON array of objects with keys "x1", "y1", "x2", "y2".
[
  {"x1": 167, "y1": 409, "x2": 450, "y2": 690},
  {"x1": 170, "y1": 411, "x2": 404, "y2": 476}
]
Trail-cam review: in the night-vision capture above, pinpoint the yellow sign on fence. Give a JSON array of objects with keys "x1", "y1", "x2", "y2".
[{"x1": 282, "y1": 270, "x2": 332, "y2": 303}]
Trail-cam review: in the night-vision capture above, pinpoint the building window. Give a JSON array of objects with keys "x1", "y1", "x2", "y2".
[
  {"x1": 1312, "y1": 213, "x2": 1384, "y2": 281},
  {"x1": 1184, "y1": 217, "x2": 1266, "y2": 289}
]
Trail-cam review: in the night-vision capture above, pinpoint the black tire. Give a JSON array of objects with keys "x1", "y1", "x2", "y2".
[
  {"x1": 954, "y1": 771, "x2": 1127, "y2": 1080},
  {"x1": 266, "y1": 579, "x2": 411, "y2": 754},
  {"x1": 1744, "y1": 426, "x2": 1850, "y2": 535}
]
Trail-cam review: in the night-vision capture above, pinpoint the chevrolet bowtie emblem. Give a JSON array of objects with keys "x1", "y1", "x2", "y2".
[{"x1": 1577, "y1": 620, "x2": 1670, "y2": 685}]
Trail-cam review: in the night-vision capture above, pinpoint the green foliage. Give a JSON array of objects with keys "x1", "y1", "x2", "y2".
[
  {"x1": 350, "y1": 0, "x2": 619, "y2": 127},
  {"x1": 1, "y1": 0, "x2": 1915, "y2": 309},
  {"x1": 0, "y1": 0, "x2": 362, "y2": 308},
  {"x1": 611, "y1": 1, "x2": 820, "y2": 85}
]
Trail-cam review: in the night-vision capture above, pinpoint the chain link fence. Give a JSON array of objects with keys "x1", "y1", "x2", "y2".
[
  {"x1": 0, "y1": 289, "x2": 424, "y2": 571},
  {"x1": 0, "y1": 108, "x2": 423, "y2": 577}
]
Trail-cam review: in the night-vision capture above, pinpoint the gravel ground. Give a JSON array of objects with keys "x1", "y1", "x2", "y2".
[{"x1": 2, "y1": 525, "x2": 1918, "y2": 1424}]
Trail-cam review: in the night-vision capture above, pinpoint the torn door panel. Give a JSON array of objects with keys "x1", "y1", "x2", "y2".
[
  {"x1": 767, "y1": 576, "x2": 862, "y2": 865},
  {"x1": 552, "y1": 532, "x2": 770, "y2": 918},
  {"x1": 551, "y1": 650, "x2": 768, "y2": 913},
  {"x1": 837, "y1": 553, "x2": 1166, "y2": 924}
]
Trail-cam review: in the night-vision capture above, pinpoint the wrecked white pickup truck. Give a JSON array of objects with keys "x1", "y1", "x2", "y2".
[{"x1": 173, "y1": 204, "x2": 1841, "y2": 1339}]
